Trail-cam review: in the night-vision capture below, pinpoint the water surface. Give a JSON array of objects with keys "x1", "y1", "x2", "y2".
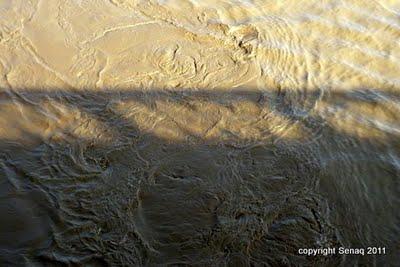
[{"x1": 0, "y1": 0, "x2": 399, "y2": 265}]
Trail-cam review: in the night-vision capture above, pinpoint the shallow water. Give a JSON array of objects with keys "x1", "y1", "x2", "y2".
[{"x1": 0, "y1": 0, "x2": 399, "y2": 266}]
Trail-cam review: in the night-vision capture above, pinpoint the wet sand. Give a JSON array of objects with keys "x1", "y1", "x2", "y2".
[{"x1": 0, "y1": 0, "x2": 399, "y2": 266}]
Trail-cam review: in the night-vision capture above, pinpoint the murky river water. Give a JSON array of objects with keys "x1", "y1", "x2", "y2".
[{"x1": 0, "y1": 0, "x2": 399, "y2": 266}]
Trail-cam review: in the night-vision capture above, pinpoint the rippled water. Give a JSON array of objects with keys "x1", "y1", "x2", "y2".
[{"x1": 0, "y1": 0, "x2": 399, "y2": 266}]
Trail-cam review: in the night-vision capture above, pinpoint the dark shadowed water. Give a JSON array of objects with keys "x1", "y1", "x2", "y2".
[{"x1": 0, "y1": 88, "x2": 398, "y2": 266}]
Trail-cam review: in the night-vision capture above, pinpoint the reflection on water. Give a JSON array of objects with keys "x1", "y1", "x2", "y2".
[{"x1": 0, "y1": 0, "x2": 399, "y2": 266}]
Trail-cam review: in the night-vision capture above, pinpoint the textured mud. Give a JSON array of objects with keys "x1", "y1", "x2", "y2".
[{"x1": 1, "y1": 0, "x2": 400, "y2": 266}]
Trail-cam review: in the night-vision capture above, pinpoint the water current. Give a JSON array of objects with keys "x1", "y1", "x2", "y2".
[{"x1": 0, "y1": 0, "x2": 399, "y2": 265}]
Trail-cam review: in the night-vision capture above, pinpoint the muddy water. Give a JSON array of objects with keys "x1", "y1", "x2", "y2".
[{"x1": 0, "y1": 0, "x2": 399, "y2": 266}]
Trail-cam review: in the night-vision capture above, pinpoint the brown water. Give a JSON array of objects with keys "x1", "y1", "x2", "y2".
[{"x1": 0, "y1": 0, "x2": 399, "y2": 266}]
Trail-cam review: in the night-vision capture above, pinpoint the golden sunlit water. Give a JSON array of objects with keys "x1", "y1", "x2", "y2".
[{"x1": 0, "y1": 0, "x2": 399, "y2": 265}]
